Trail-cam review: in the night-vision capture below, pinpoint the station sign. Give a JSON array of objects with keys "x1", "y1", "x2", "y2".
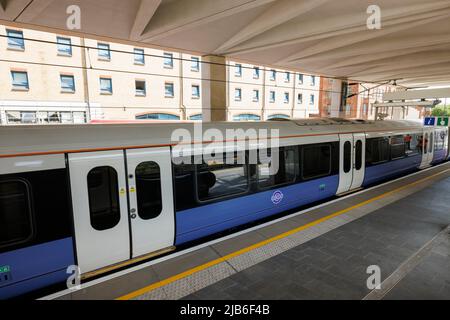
[
  {"x1": 424, "y1": 117, "x2": 436, "y2": 126},
  {"x1": 437, "y1": 117, "x2": 449, "y2": 126},
  {"x1": 424, "y1": 116, "x2": 449, "y2": 126}
]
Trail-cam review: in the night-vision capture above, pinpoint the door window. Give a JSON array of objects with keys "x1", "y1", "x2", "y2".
[
  {"x1": 87, "y1": 166, "x2": 121, "y2": 231},
  {"x1": 355, "y1": 140, "x2": 363, "y2": 170},
  {"x1": 343, "y1": 141, "x2": 351, "y2": 173},
  {"x1": 135, "y1": 161, "x2": 163, "y2": 220}
]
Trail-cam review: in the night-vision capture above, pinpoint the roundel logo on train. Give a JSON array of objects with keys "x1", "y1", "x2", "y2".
[{"x1": 271, "y1": 190, "x2": 284, "y2": 205}]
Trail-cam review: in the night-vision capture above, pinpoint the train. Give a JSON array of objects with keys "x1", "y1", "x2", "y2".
[{"x1": 0, "y1": 118, "x2": 448, "y2": 299}]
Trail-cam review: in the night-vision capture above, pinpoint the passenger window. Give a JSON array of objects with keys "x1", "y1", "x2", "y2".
[
  {"x1": 87, "y1": 166, "x2": 121, "y2": 231},
  {"x1": 258, "y1": 147, "x2": 296, "y2": 189},
  {"x1": 197, "y1": 152, "x2": 249, "y2": 201},
  {"x1": 343, "y1": 141, "x2": 351, "y2": 173},
  {"x1": 355, "y1": 140, "x2": 362, "y2": 170},
  {"x1": 0, "y1": 180, "x2": 33, "y2": 248},
  {"x1": 367, "y1": 138, "x2": 389, "y2": 165},
  {"x1": 424, "y1": 133, "x2": 428, "y2": 154},
  {"x1": 135, "y1": 162, "x2": 162, "y2": 220},
  {"x1": 390, "y1": 135, "x2": 406, "y2": 160},
  {"x1": 302, "y1": 144, "x2": 331, "y2": 180}
]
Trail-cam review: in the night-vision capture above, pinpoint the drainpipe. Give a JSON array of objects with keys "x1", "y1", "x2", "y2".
[
  {"x1": 261, "y1": 67, "x2": 266, "y2": 120},
  {"x1": 291, "y1": 73, "x2": 296, "y2": 119},
  {"x1": 179, "y1": 53, "x2": 187, "y2": 120},
  {"x1": 80, "y1": 37, "x2": 92, "y2": 122}
]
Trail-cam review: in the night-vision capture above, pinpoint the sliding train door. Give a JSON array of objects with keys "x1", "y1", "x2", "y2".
[
  {"x1": 420, "y1": 128, "x2": 434, "y2": 168},
  {"x1": 69, "y1": 151, "x2": 130, "y2": 274},
  {"x1": 126, "y1": 147, "x2": 175, "y2": 258},
  {"x1": 337, "y1": 133, "x2": 365, "y2": 194},
  {"x1": 69, "y1": 147, "x2": 175, "y2": 275}
]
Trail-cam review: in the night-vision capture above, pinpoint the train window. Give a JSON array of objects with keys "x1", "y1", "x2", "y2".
[
  {"x1": 173, "y1": 160, "x2": 196, "y2": 211},
  {"x1": 424, "y1": 133, "x2": 428, "y2": 154},
  {"x1": 355, "y1": 140, "x2": 363, "y2": 170},
  {"x1": 343, "y1": 141, "x2": 351, "y2": 173},
  {"x1": 405, "y1": 134, "x2": 419, "y2": 156},
  {"x1": 0, "y1": 180, "x2": 33, "y2": 248},
  {"x1": 302, "y1": 144, "x2": 331, "y2": 180},
  {"x1": 258, "y1": 147, "x2": 297, "y2": 189},
  {"x1": 196, "y1": 152, "x2": 249, "y2": 201},
  {"x1": 366, "y1": 138, "x2": 389, "y2": 165},
  {"x1": 435, "y1": 131, "x2": 446, "y2": 151},
  {"x1": 390, "y1": 135, "x2": 406, "y2": 160},
  {"x1": 87, "y1": 166, "x2": 121, "y2": 231},
  {"x1": 135, "y1": 162, "x2": 162, "y2": 220}
]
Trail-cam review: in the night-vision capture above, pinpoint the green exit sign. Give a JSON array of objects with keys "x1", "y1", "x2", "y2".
[
  {"x1": 0, "y1": 265, "x2": 10, "y2": 274},
  {"x1": 437, "y1": 117, "x2": 449, "y2": 126}
]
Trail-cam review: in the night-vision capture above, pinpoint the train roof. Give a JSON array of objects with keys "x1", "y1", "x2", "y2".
[{"x1": 0, "y1": 119, "x2": 426, "y2": 158}]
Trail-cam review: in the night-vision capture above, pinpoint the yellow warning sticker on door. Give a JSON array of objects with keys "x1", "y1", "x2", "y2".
[
  {"x1": 120, "y1": 188, "x2": 126, "y2": 195},
  {"x1": 130, "y1": 186, "x2": 136, "y2": 193}
]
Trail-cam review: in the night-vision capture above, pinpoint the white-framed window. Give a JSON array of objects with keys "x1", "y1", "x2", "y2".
[
  {"x1": 253, "y1": 67, "x2": 260, "y2": 79},
  {"x1": 310, "y1": 94, "x2": 315, "y2": 105},
  {"x1": 284, "y1": 72, "x2": 290, "y2": 82},
  {"x1": 134, "y1": 49, "x2": 145, "y2": 65},
  {"x1": 310, "y1": 75, "x2": 316, "y2": 86},
  {"x1": 60, "y1": 74, "x2": 75, "y2": 92},
  {"x1": 284, "y1": 92, "x2": 289, "y2": 104},
  {"x1": 253, "y1": 89, "x2": 259, "y2": 102},
  {"x1": 11, "y1": 71, "x2": 29, "y2": 90},
  {"x1": 298, "y1": 74, "x2": 303, "y2": 84},
  {"x1": 165, "y1": 82, "x2": 174, "y2": 97},
  {"x1": 135, "y1": 80, "x2": 146, "y2": 96},
  {"x1": 7, "y1": 29, "x2": 24, "y2": 50},
  {"x1": 269, "y1": 70, "x2": 276, "y2": 81},
  {"x1": 163, "y1": 53, "x2": 173, "y2": 68},
  {"x1": 57, "y1": 37, "x2": 72, "y2": 56},
  {"x1": 297, "y1": 93, "x2": 303, "y2": 104},
  {"x1": 192, "y1": 84, "x2": 200, "y2": 98},
  {"x1": 191, "y1": 57, "x2": 200, "y2": 72},
  {"x1": 98, "y1": 43, "x2": 111, "y2": 60},
  {"x1": 99, "y1": 77, "x2": 113, "y2": 94},
  {"x1": 269, "y1": 91, "x2": 275, "y2": 103},
  {"x1": 235, "y1": 64, "x2": 242, "y2": 77},
  {"x1": 234, "y1": 88, "x2": 242, "y2": 101}
]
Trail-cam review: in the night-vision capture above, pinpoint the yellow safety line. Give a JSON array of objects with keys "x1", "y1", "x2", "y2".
[{"x1": 116, "y1": 167, "x2": 450, "y2": 300}]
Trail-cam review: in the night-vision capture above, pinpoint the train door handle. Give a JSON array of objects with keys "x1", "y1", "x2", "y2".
[{"x1": 130, "y1": 213, "x2": 137, "y2": 219}]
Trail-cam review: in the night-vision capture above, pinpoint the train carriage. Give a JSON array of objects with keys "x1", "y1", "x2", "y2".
[{"x1": 0, "y1": 119, "x2": 448, "y2": 299}]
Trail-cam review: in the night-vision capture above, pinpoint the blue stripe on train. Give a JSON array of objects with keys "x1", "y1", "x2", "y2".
[
  {"x1": 432, "y1": 148, "x2": 448, "y2": 164},
  {"x1": 363, "y1": 154, "x2": 422, "y2": 187},
  {"x1": 0, "y1": 238, "x2": 74, "y2": 299},
  {"x1": 175, "y1": 175, "x2": 339, "y2": 245}
]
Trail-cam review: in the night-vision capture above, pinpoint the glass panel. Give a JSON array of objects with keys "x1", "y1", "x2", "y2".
[
  {"x1": 11, "y1": 71, "x2": 29, "y2": 89},
  {"x1": 57, "y1": 37, "x2": 72, "y2": 55},
  {"x1": 302, "y1": 144, "x2": 331, "y2": 180},
  {"x1": 390, "y1": 135, "x2": 405, "y2": 160},
  {"x1": 424, "y1": 133, "x2": 428, "y2": 154},
  {"x1": 134, "y1": 49, "x2": 145, "y2": 64},
  {"x1": 429, "y1": 132, "x2": 433, "y2": 153},
  {"x1": 343, "y1": 141, "x2": 351, "y2": 173},
  {"x1": 258, "y1": 147, "x2": 296, "y2": 188},
  {"x1": 61, "y1": 75, "x2": 75, "y2": 91},
  {"x1": 87, "y1": 166, "x2": 121, "y2": 231},
  {"x1": 197, "y1": 153, "x2": 249, "y2": 201},
  {"x1": 7, "y1": 30, "x2": 24, "y2": 49},
  {"x1": 100, "y1": 78, "x2": 112, "y2": 93},
  {"x1": 355, "y1": 140, "x2": 362, "y2": 170},
  {"x1": 98, "y1": 43, "x2": 111, "y2": 59},
  {"x1": 165, "y1": 83, "x2": 174, "y2": 97},
  {"x1": 0, "y1": 180, "x2": 33, "y2": 248},
  {"x1": 135, "y1": 162, "x2": 162, "y2": 220},
  {"x1": 191, "y1": 57, "x2": 200, "y2": 71},
  {"x1": 163, "y1": 53, "x2": 173, "y2": 67},
  {"x1": 135, "y1": 80, "x2": 146, "y2": 95}
]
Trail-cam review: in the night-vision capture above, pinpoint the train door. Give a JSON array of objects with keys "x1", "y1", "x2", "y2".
[
  {"x1": 69, "y1": 148, "x2": 175, "y2": 275},
  {"x1": 126, "y1": 147, "x2": 175, "y2": 258},
  {"x1": 420, "y1": 129, "x2": 434, "y2": 168},
  {"x1": 69, "y1": 150, "x2": 130, "y2": 274},
  {"x1": 337, "y1": 133, "x2": 365, "y2": 194}
]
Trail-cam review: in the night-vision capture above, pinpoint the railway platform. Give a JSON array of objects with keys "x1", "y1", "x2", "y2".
[{"x1": 43, "y1": 162, "x2": 450, "y2": 300}]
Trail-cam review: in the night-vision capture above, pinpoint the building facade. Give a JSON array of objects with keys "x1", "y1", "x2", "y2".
[{"x1": 0, "y1": 25, "x2": 322, "y2": 124}]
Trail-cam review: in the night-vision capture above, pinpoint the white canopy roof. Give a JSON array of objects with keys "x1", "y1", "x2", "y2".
[{"x1": 1, "y1": 0, "x2": 450, "y2": 87}]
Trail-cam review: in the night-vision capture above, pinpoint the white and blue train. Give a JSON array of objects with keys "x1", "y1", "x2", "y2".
[{"x1": 0, "y1": 118, "x2": 448, "y2": 299}]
